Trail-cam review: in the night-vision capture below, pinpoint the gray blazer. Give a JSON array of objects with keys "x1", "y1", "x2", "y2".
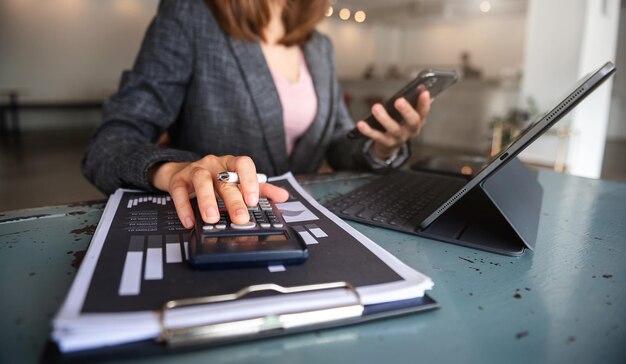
[{"x1": 82, "y1": 0, "x2": 395, "y2": 195}]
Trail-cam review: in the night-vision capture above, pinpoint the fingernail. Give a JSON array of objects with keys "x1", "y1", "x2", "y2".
[
  {"x1": 184, "y1": 216, "x2": 194, "y2": 228},
  {"x1": 374, "y1": 104, "x2": 383, "y2": 113},
  {"x1": 206, "y1": 206, "x2": 218, "y2": 219},
  {"x1": 397, "y1": 99, "x2": 407, "y2": 109},
  {"x1": 247, "y1": 192, "x2": 258, "y2": 206},
  {"x1": 236, "y1": 208, "x2": 248, "y2": 217}
]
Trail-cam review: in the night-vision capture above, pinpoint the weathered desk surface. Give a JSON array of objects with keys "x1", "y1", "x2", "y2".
[{"x1": 1, "y1": 170, "x2": 624, "y2": 363}]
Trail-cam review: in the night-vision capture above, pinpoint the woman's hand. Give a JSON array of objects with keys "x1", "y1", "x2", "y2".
[
  {"x1": 149, "y1": 155, "x2": 289, "y2": 229},
  {"x1": 356, "y1": 90, "x2": 432, "y2": 159}
]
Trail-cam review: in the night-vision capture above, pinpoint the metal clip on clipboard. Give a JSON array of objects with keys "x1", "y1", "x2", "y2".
[{"x1": 157, "y1": 281, "x2": 364, "y2": 347}]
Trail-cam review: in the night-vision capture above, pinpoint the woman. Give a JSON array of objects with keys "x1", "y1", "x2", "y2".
[{"x1": 82, "y1": 0, "x2": 431, "y2": 228}]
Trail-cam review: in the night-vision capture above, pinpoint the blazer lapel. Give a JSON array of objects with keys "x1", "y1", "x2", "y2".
[
  {"x1": 227, "y1": 38, "x2": 289, "y2": 174},
  {"x1": 289, "y1": 34, "x2": 333, "y2": 173}
]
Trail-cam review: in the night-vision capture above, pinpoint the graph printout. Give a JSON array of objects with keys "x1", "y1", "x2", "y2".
[{"x1": 53, "y1": 173, "x2": 433, "y2": 352}]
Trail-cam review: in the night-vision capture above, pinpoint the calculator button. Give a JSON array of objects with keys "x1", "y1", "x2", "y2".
[
  {"x1": 272, "y1": 223, "x2": 284, "y2": 228},
  {"x1": 231, "y1": 221, "x2": 257, "y2": 230},
  {"x1": 260, "y1": 222, "x2": 271, "y2": 229},
  {"x1": 215, "y1": 223, "x2": 227, "y2": 229},
  {"x1": 202, "y1": 225, "x2": 214, "y2": 231}
]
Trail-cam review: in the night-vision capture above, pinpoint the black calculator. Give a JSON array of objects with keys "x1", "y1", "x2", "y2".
[{"x1": 188, "y1": 197, "x2": 308, "y2": 269}]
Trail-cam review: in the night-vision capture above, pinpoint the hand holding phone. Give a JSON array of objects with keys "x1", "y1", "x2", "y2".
[{"x1": 348, "y1": 69, "x2": 458, "y2": 139}]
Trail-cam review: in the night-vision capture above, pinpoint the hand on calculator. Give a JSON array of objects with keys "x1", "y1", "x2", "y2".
[{"x1": 148, "y1": 155, "x2": 289, "y2": 229}]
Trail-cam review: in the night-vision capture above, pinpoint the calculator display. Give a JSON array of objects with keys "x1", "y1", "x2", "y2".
[{"x1": 202, "y1": 233, "x2": 289, "y2": 246}]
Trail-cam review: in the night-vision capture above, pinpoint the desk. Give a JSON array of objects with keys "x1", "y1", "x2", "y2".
[{"x1": 1, "y1": 170, "x2": 625, "y2": 363}]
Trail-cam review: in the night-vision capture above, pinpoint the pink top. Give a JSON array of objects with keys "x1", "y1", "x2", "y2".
[{"x1": 268, "y1": 52, "x2": 318, "y2": 156}]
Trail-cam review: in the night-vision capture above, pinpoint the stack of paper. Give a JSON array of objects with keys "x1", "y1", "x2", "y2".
[{"x1": 52, "y1": 173, "x2": 434, "y2": 353}]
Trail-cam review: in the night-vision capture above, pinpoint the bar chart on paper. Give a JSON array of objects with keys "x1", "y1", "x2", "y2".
[
  {"x1": 75, "y1": 179, "x2": 410, "y2": 314},
  {"x1": 118, "y1": 234, "x2": 189, "y2": 296},
  {"x1": 82, "y1": 191, "x2": 339, "y2": 312},
  {"x1": 115, "y1": 196, "x2": 335, "y2": 297},
  {"x1": 117, "y1": 195, "x2": 190, "y2": 297},
  {"x1": 97, "y1": 193, "x2": 337, "y2": 305},
  {"x1": 81, "y1": 192, "x2": 216, "y2": 312}
]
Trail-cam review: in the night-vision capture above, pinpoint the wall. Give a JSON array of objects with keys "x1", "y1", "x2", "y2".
[
  {"x1": 397, "y1": 14, "x2": 527, "y2": 79},
  {"x1": 317, "y1": 20, "x2": 402, "y2": 80},
  {"x1": 606, "y1": 6, "x2": 626, "y2": 142},
  {"x1": 0, "y1": 0, "x2": 159, "y2": 102},
  {"x1": 0, "y1": 1, "x2": 527, "y2": 100},
  {"x1": 0, "y1": 0, "x2": 528, "y2": 141},
  {"x1": 516, "y1": 0, "x2": 587, "y2": 167},
  {"x1": 566, "y1": 0, "x2": 620, "y2": 178},
  {"x1": 519, "y1": 0, "x2": 620, "y2": 178},
  {"x1": 320, "y1": 13, "x2": 527, "y2": 80},
  {"x1": 322, "y1": 14, "x2": 527, "y2": 153}
]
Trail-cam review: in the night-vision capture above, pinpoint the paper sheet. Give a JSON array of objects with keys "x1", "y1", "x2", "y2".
[{"x1": 53, "y1": 173, "x2": 433, "y2": 352}]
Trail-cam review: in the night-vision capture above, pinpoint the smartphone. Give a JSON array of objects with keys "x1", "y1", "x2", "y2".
[
  {"x1": 347, "y1": 69, "x2": 459, "y2": 139},
  {"x1": 188, "y1": 197, "x2": 308, "y2": 269}
]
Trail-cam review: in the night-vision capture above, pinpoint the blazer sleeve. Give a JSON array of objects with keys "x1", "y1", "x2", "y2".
[
  {"x1": 81, "y1": 0, "x2": 200, "y2": 195},
  {"x1": 323, "y1": 38, "x2": 410, "y2": 172}
]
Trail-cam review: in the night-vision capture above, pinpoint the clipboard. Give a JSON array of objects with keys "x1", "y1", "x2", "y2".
[
  {"x1": 48, "y1": 174, "x2": 436, "y2": 361},
  {"x1": 43, "y1": 282, "x2": 437, "y2": 363}
]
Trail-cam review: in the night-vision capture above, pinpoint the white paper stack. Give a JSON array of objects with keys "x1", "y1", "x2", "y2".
[{"x1": 52, "y1": 173, "x2": 434, "y2": 353}]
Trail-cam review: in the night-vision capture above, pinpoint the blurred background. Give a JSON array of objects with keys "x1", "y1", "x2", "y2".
[{"x1": 1, "y1": 0, "x2": 625, "y2": 211}]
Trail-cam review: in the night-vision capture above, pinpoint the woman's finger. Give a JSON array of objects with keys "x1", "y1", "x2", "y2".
[
  {"x1": 356, "y1": 121, "x2": 398, "y2": 148},
  {"x1": 226, "y1": 156, "x2": 259, "y2": 207},
  {"x1": 169, "y1": 176, "x2": 195, "y2": 228},
  {"x1": 260, "y1": 183, "x2": 290, "y2": 202},
  {"x1": 201, "y1": 155, "x2": 246, "y2": 225},
  {"x1": 371, "y1": 104, "x2": 402, "y2": 139},
  {"x1": 188, "y1": 166, "x2": 219, "y2": 224},
  {"x1": 394, "y1": 97, "x2": 421, "y2": 134},
  {"x1": 418, "y1": 90, "x2": 432, "y2": 119},
  {"x1": 217, "y1": 183, "x2": 250, "y2": 225}
]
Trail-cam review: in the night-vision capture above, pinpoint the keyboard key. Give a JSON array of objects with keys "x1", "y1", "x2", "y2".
[
  {"x1": 372, "y1": 215, "x2": 388, "y2": 223},
  {"x1": 331, "y1": 200, "x2": 349, "y2": 208},
  {"x1": 356, "y1": 208, "x2": 377, "y2": 220},
  {"x1": 341, "y1": 204, "x2": 364, "y2": 216},
  {"x1": 389, "y1": 217, "x2": 407, "y2": 226}
]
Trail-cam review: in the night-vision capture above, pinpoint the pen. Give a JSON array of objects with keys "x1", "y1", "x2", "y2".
[{"x1": 217, "y1": 171, "x2": 268, "y2": 184}]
